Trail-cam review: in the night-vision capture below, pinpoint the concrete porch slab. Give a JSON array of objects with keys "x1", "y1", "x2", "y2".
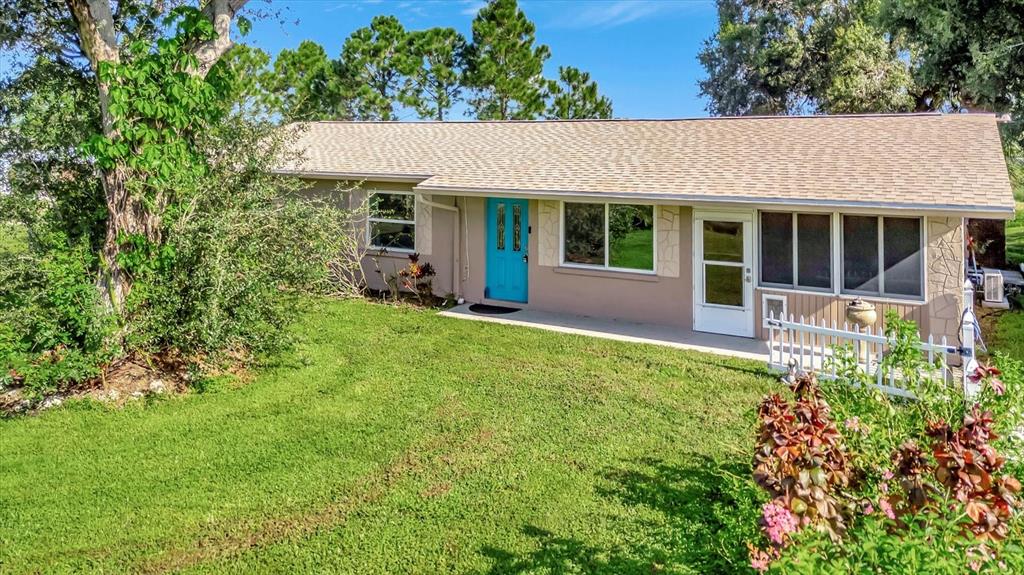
[{"x1": 439, "y1": 304, "x2": 769, "y2": 362}]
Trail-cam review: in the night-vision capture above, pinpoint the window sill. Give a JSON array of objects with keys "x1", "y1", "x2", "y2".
[
  {"x1": 553, "y1": 265, "x2": 659, "y2": 282},
  {"x1": 757, "y1": 286, "x2": 926, "y2": 305},
  {"x1": 367, "y1": 249, "x2": 416, "y2": 258},
  {"x1": 837, "y1": 293, "x2": 925, "y2": 306}
]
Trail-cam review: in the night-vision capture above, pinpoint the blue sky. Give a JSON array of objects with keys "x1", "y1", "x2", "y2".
[{"x1": 245, "y1": 0, "x2": 719, "y2": 119}]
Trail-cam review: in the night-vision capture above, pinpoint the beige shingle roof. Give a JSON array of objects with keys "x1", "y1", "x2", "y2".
[{"x1": 280, "y1": 113, "x2": 1015, "y2": 216}]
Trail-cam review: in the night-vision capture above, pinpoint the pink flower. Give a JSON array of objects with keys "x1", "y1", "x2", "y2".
[
  {"x1": 750, "y1": 554, "x2": 770, "y2": 573},
  {"x1": 879, "y1": 498, "x2": 896, "y2": 520},
  {"x1": 862, "y1": 503, "x2": 875, "y2": 515},
  {"x1": 882, "y1": 470, "x2": 894, "y2": 481},
  {"x1": 970, "y1": 561, "x2": 981, "y2": 572},
  {"x1": 762, "y1": 501, "x2": 800, "y2": 545}
]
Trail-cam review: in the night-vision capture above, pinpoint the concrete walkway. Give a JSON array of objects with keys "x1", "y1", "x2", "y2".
[{"x1": 439, "y1": 304, "x2": 770, "y2": 362}]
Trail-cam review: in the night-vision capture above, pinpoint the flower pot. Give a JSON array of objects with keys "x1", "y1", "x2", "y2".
[{"x1": 846, "y1": 299, "x2": 877, "y2": 328}]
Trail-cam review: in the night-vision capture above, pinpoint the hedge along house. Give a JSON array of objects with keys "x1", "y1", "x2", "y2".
[{"x1": 278, "y1": 114, "x2": 1015, "y2": 342}]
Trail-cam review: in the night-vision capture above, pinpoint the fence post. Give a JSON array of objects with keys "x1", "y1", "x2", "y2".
[{"x1": 962, "y1": 279, "x2": 980, "y2": 397}]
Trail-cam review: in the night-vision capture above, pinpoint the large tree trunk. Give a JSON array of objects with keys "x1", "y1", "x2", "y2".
[{"x1": 67, "y1": 0, "x2": 246, "y2": 315}]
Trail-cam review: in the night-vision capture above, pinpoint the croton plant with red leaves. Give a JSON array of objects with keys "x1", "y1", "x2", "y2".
[
  {"x1": 924, "y1": 405, "x2": 1022, "y2": 541},
  {"x1": 752, "y1": 371, "x2": 855, "y2": 542}
]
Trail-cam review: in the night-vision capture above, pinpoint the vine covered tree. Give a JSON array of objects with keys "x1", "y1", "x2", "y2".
[
  {"x1": 464, "y1": 0, "x2": 550, "y2": 120},
  {"x1": 64, "y1": 0, "x2": 249, "y2": 315},
  {"x1": 546, "y1": 66, "x2": 612, "y2": 119}
]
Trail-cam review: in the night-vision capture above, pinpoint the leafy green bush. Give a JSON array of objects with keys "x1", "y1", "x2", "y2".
[
  {"x1": 120, "y1": 118, "x2": 351, "y2": 363},
  {"x1": 0, "y1": 236, "x2": 112, "y2": 395},
  {"x1": 774, "y1": 503, "x2": 1024, "y2": 574}
]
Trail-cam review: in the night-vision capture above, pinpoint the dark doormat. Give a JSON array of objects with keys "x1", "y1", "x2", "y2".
[{"x1": 468, "y1": 303, "x2": 521, "y2": 315}]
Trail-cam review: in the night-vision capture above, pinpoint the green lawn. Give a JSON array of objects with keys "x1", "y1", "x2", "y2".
[
  {"x1": 0, "y1": 299, "x2": 776, "y2": 574},
  {"x1": 609, "y1": 228, "x2": 654, "y2": 270},
  {"x1": 1007, "y1": 202, "x2": 1024, "y2": 265}
]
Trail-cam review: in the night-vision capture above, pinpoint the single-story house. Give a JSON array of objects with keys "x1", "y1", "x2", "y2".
[{"x1": 278, "y1": 113, "x2": 1015, "y2": 342}]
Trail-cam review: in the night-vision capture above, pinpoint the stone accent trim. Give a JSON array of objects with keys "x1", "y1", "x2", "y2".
[
  {"x1": 926, "y1": 216, "x2": 964, "y2": 339},
  {"x1": 537, "y1": 200, "x2": 559, "y2": 267},
  {"x1": 415, "y1": 197, "x2": 432, "y2": 255},
  {"x1": 657, "y1": 205, "x2": 681, "y2": 278}
]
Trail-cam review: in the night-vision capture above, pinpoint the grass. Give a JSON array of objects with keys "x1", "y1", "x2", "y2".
[
  {"x1": 0, "y1": 298, "x2": 776, "y2": 574},
  {"x1": 990, "y1": 307, "x2": 1024, "y2": 359},
  {"x1": 609, "y1": 228, "x2": 654, "y2": 270},
  {"x1": 1007, "y1": 202, "x2": 1024, "y2": 266}
]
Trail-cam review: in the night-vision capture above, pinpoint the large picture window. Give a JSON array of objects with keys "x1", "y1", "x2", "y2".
[
  {"x1": 759, "y1": 212, "x2": 832, "y2": 291},
  {"x1": 562, "y1": 202, "x2": 654, "y2": 272},
  {"x1": 368, "y1": 191, "x2": 416, "y2": 251},
  {"x1": 842, "y1": 215, "x2": 922, "y2": 298}
]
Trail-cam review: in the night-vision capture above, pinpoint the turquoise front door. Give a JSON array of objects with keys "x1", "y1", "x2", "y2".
[{"x1": 486, "y1": 198, "x2": 529, "y2": 303}]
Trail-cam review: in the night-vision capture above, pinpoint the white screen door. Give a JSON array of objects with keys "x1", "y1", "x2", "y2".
[{"x1": 693, "y1": 210, "x2": 754, "y2": 337}]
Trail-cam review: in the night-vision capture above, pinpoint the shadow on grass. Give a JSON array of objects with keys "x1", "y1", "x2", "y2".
[{"x1": 480, "y1": 455, "x2": 762, "y2": 574}]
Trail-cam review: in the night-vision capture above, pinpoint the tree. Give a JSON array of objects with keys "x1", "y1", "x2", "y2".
[
  {"x1": 15, "y1": 0, "x2": 247, "y2": 318},
  {"x1": 698, "y1": 0, "x2": 919, "y2": 116},
  {"x1": 546, "y1": 66, "x2": 612, "y2": 119},
  {"x1": 881, "y1": 0, "x2": 1024, "y2": 140},
  {"x1": 261, "y1": 40, "x2": 353, "y2": 121},
  {"x1": 219, "y1": 42, "x2": 271, "y2": 116},
  {"x1": 464, "y1": 0, "x2": 550, "y2": 120},
  {"x1": 340, "y1": 15, "x2": 414, "y2": 120},
  {"x1": 402, "y1": 27, "x2": 467, "y2": 121}
]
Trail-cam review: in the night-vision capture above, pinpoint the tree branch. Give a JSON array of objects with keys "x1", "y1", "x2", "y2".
[
  {"x1": 191, "y1": 0, "x2": 249, "y2": 78},
  {"x1": 65, "y1": 0, "x2": 120, "y2": 70}
]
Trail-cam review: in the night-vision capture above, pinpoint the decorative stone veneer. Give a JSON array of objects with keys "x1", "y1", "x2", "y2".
[
  {"x1": 926, "y1": 216, "x2": 964, "y2": 339},
  {"x1": 657, "y1": 205, "x2": 681, "y2": 278},
  {"x1": 537, "y1": 200, "x2": 560, "y2": 267},
  {"x1": 415, "y1": 197, "x2": 432, "y2": 255}
]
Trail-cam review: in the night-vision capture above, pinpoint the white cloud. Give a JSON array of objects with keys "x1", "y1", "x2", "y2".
[
  {"x1": 556, "y1": 0, "x2": 704, "y2": 29},
  {"x1": 459, "y1": 1, "x2": 487, "y2": 16}
]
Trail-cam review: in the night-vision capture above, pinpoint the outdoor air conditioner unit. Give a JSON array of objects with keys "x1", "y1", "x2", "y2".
[{"x1": 984, "y1": 271, "x2": 1005, "y2": 303}]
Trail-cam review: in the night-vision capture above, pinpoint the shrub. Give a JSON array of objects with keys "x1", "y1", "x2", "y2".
[
  {"x1": 749, "y1": 371, "x2": 856, "y2": 567},
  {"x1": 371, "y1": 252, "x2": 439, "y2": 305},
  {"x1": 123, "y1": 118, "x2": 354, "y2": 361},
  {"x1": 0, "y1": 237, "x2": 112, "y2": 395},
  {"x1": 747, "y1": 314, "x2": 1024, "y2": 573},
  {"x1": 1, "y1": 118, "x2": 361, "y2": 399}
]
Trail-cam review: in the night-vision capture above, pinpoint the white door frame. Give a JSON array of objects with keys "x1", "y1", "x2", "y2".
[{"x1": 693, "y1": 208, "x2": 755, "y2": 338}]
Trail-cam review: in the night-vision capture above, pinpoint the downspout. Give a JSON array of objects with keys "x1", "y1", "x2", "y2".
[{"x1": 419, "y1": 194, "x2": 461, "y2": 299}]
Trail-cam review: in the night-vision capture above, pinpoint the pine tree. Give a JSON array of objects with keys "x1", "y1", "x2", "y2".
[
  {"x1": 402, "y1": 27, "x2": 468, "y2": 121},
  {"x1": 340, "y1": 15, "x2": 415, "y2": 120},
  {"x1": 261, "y1": 40, "x2": 352, "y2": 121},
  {"x1": 546, "y1": 66, "x2": 612, "y2": 119},
  {"x1": 464, "y1": 0, "x2": 550, "y2": 120}
]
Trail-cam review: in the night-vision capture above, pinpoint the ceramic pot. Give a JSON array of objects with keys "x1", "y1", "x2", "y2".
[{"x1": 846, "y1": 298, "x2": 877, "y2": 328}]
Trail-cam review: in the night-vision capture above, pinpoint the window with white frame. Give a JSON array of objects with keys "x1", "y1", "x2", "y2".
[
  {"x1": 842, "y1": 215, "x2": 923, "y2": 298},
  {"x1": 368, "y1": 191, "x2": 416, "y2": 251},
  {"x1": 759, "y1": 212, "x2": 833, "y2": 291},
  {"x1": 562, "y1": 202, "x2": 655, "y2": 272}
]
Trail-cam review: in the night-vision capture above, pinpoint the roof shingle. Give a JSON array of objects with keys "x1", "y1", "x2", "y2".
[{"x1": 280, "y1": 114, "x2": 1015, "y2": 215}]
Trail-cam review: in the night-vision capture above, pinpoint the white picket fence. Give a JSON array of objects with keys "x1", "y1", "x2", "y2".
[{"x1": 765, "y1": 312, "x2": 960, "y2": 398}]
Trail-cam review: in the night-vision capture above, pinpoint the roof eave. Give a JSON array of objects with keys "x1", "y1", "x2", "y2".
[
  {"x1": 413, "y1": 183, "x2": 1017, "y2": 220},
  {"x1": 273, "y1": 169, "x2": 431, "y2": 184}
]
